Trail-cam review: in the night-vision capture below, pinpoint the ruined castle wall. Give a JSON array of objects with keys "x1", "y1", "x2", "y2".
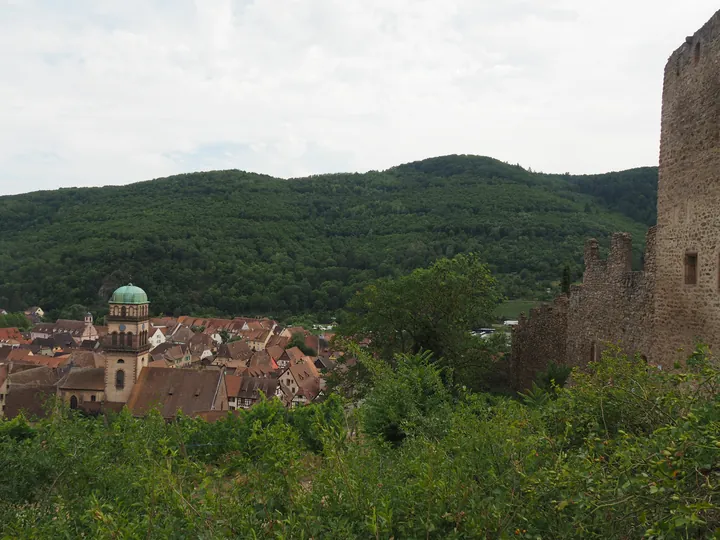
[
  {"x1": 510, "y1": 296, "x2": 568, "y2": 390},
  {"x1": 565, "y1": 230, "x2": 656, "y2": 369},
  {"x1": 511, "y1": 230, "x2": 655, "y2": 390},
  {"x1": 652, "y1": 11, "x2": 720, "y2": 366}
]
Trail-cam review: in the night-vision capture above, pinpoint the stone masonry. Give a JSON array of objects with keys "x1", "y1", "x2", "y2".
[{"x1": 511, "y1": 11, "x2": 720, "y2": 389}]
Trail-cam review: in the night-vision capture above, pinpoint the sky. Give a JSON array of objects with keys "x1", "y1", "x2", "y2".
[{"x1": 0, "y1": 1, "x2": 718, "y2": 196}]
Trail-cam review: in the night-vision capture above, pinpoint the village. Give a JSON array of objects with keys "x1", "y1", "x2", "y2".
[{"x1": 0, "y1": 284, "x2": 351, "y2": 421}]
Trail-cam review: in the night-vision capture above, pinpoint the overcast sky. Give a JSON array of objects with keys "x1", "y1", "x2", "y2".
[{"x1": 0, "y1": 1, "x2": 717, "y2": 196}]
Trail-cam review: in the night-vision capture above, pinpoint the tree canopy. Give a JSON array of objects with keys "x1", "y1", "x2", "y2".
[
  {"x1": 0, "y1": 312, "x2": 31, "y2": 331},
  {"x1": 339, "y1": 253, "x2": 500, "y2": 357},
  {"x1": 0, "y1": 346, "x2": 717, "y2": 538},
  {"x1": 337, "y1": 253, "x2": 509, "y2": 392},
  {"x1": 0, "y1": 155, "x2": 657, "y2": 319}
]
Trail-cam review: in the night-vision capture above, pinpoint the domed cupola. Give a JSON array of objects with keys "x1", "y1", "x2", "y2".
[{"x1": 110, "y1": 283, "x2": 149, "y2": 305}]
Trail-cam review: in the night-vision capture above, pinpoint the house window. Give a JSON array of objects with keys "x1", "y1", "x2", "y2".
[
  {"x1": 121, "y1": 306, "x2": 126, "y2": 317},
  {"x1": 90, "y1": 395, "x2": 96, "y2": 402},
  {"x1": 112, "y1": 332, "x2": 118, "y2": 346},
  {"x1": 116, "y1": 369, "x2": 125, "y2": 390},
  {"x1": 685, "y1": 253, "x2": 698, "y2": 285},
  {"x1": 70, "y1": 395, "x2": 78, "y2": 409}
]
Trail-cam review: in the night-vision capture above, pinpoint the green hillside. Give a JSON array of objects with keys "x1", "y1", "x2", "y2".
[{"x1": 0, "y1": 155, "x2": 657, "y2": 319}]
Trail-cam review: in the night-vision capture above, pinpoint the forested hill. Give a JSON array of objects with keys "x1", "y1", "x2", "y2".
[{"x1": 0, "y1": 155, "x2": 657, "y2": 319}]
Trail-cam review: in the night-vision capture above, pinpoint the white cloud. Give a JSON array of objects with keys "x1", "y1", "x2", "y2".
[{"x1": 0, "y1": 0, "x2": 717, "y2": 194}]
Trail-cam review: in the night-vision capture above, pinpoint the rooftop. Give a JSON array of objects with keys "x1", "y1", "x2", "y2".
[{"x1": 110, "y1": 284, "x2": 149, "y2": 305}]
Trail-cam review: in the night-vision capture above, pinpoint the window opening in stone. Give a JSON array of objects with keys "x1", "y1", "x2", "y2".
[
  {"x1": 70, "y1": 395, "x2": 78, "y2": 409},
  {"x1": 684, "y1": 253, "x2": 698, "y2": 285},
  {"x1": 590, "y1": 342, "x2": 596, "y2": 364},
  {"x1": 694, "y1": 41, "x2": 701, "y2": 64},
  {"x1": 116, "y1": 369, "x2": 125, "y2": 390}
]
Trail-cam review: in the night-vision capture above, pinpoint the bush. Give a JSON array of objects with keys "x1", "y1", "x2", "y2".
[{"x1": 0, "y1": 346, "x2": 718, "y2": 538}]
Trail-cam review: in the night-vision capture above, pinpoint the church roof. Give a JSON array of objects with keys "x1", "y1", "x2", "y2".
[
  {"x1": 126, "y1": 367, "x2": 223, "y2": 419},
  {"x1": 57, "y1": 367, "x2": 105, "y2": 391},
  {"x1": 110, "y1": 284, "x2": 149, "y2": 305}
]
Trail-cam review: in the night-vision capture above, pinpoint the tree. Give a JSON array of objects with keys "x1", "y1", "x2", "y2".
[
  {"x1": 288, "y1": 332, "x2": 317, "y2": 356},
  {"x1": 561, "y1": 265, "x2": 571, "y2": 294},
  {"x1": 218, "y1": 329, "x2": 231, "y2": 344},
  {"x1": 339, "y1": 254, "x2": 504, "y2": 389},
  {"x1": 0, "y1": 156, "x2": 654, "y2": 318},
  {"x1": 361, "y1": 351, "x2": 452, "y2": 446},
  {"x1": 0, "y1": 312, "x2": 32, "y2": 331},
  {"x1": 58, "y1": 304, "x2": 88, "y2": 321}
]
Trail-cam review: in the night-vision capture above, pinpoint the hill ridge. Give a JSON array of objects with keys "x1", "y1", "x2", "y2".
[{"x1": 0, "y1": 155, "x2": 658, "y2": 319}]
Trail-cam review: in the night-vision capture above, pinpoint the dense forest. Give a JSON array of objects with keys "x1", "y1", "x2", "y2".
[
  {"x1": 1, "y1": 347, "x2": 717, "y2": 538},
  {"x1": 0, "y1": 155, "x2": 657, "y2": 319}
]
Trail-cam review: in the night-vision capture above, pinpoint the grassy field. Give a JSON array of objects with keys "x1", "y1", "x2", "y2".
[{"x1": 495, "y1": 299, "x2": 539, "y2": 320}]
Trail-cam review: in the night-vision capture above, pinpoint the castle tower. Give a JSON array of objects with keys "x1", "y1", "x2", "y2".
[
  {"x1": 652, "y1": 11, "x2": 720, "y2": 365},
  {"x1": 103, "y1": 284, "x2": 151, "y2": 403}
]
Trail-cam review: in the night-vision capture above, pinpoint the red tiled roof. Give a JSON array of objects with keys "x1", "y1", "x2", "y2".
[
  {"x1": 68, "y1": 351, "x2": 105, "y2": 368},
  {"x1": 225, "y1": 374, "x2": 243, "y2": 397},
  {"x1": 0, "y1": 363, "x2": 8, "y2": 388},
  {"x1": 267, "y1": 335, "x2": 290, "y2": 349},
  {"x1": 194, "y1": 410, "x2": 241, "y2": 423},
  {"x1": 4, "y1": 386, "x2": 56, "y2": 419},
  {"x1": 6, "y1": 349, "x2": 33, "y2": 362},
  {"x1": 25, "y1": 354, "x2": 70, "y2": 368},
  {"x1": 0, "y1": 327, "x2": 25, "y2": 343},
  {"x1": 266, "y1": 345, "x2": 284, "y2": 361},
  {"x1": 8, "y1": 364, "x2": 59, "y2": 386},
  {"x1": 234, "y1": 376, "x2": 278, "y2": 400},
  {"x1": 126, "y1": 368, "x2": 223, "y2": 419},
  {"x1": 284, "y1": 347, "x2": 305, "y2": 364},
  {"x1": 57, "y1": 367, "x2": 105, "y2": 391}
]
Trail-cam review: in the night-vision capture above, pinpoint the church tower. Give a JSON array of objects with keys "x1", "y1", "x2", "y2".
[{"x1": 104, "y1": 284, "x2": 151, "y2": 403}]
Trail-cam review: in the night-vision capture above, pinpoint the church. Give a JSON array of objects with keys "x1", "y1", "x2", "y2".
[{"x1": 57, "y1": 284, "x2": 226, "y2": 416}]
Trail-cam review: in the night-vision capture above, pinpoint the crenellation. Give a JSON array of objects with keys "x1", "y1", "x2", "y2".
[
  {"x1": 608, "y1": 232, "x2": 633, "y2": 275},
  {"x1": 583, "y1": 238, "x2": 600, "y2": 266}
]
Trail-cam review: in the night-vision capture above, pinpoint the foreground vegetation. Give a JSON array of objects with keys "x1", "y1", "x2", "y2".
[
  {"x1": 0, "y1": 156, "x2": 656, "y2": 320},
  {"x1": 1, "y1": 346, "x2": 717, "y2": 539}
]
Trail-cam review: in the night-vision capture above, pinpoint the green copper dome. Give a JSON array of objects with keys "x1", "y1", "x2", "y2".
[{"x1": 109, "y1": 284, "x2": 149, "y2": 305}]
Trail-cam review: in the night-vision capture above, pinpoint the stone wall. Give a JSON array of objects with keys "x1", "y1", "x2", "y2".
[
  {"x1": 510, "y1": 295, "x2": 568, "y2": 390},
  {"x1": 511, "y1": 230, "x2": 656, "y2": 390},
  {"x1": 510, "y1": 10, "x2": 720, "y2": 388},
  {"x1": 652, "y1": 10, "x2": 720, "y2": 367},
  {"x1": 565, "y1": 230, "x2": 656, "y2": 370}
]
